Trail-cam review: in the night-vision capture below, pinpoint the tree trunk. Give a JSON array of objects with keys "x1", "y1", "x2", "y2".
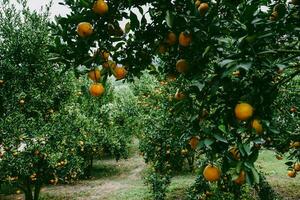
[
  {"x1": 24, "y1": 187, "x2": 33, "y2": 200},
  {"x1": 33, "y1": 183, "x2": 42, "y2": 200}
]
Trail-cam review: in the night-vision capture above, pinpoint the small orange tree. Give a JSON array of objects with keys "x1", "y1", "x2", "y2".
[{"x1": 53, "y1": 0, "x2": 300, "y2": 199}]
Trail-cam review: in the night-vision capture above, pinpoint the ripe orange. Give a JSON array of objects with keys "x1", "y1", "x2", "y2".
[
  {"x1": 189, "y1": 136, "x2": 200, "y2": 150},
  {"x1": 293, "y1": 163, "x2": 300, "y2": 171},
  {"x1": 290, "y1": 107, "x2": 297, "y2": 113},
  {"x1": 181, "y1": 149, "x2": 188, "y2": 156},
  {"x1": 179, "y1": 32, "x2": 192, "y2": 47},
  {"x1": 176, "y1": 59, "x2": 189, "y2": 73},
  {"x1": 88, "y1": 69, "x2": 101, "y2": 81},
  {"x1": 158, "y1": 43, "x2": 167, "y2": 54},
  {"x1": 102, "y1": 62, "x2": 110, "y2": 68},
  {"x1": 203, "y1": 164, "x2": 221, "y2": 182},
  {"x1": 114, "y1": 67, "x2": 127, "y2": 80},
  {"x1": 195, "y1": 0, "x2": 201, "y2": 8},
  {"x1": 293, "y1": 141, "x2": 300, "y2": 148},
  {"x1": 77, "y1": 22, "x2": 93, "y2": 38},
  {"x1": 166, "y1": 32, "x2": 177, "y2": 46},
  {"x1": 93, "y1": 0, "x2": 108, "y2": 15},
  {"x1": 198, "y1": 3, "x2": 209, "y2": 16},
  {"x1": 251, "y1": 119, "x2": 263, "y2": 134},
  {"x1": 229, "y1": 147, "x2": 240, "y2": 160},
  {"x1": 174, "y1": 90, "x2": 185, "y2": 100},
  {"x1": 19, "y1": 99, "x2": 25, "y2": 105},
  {"x1": 287, "y1": 170, "x2": 296, "y2": 178},
  {"x1": 270, "y1": 11, "x2": 278, "y2": 21},
  {"x1": 234, "y1": 170, "x2": 246, "y2": 185},
  {"x1": 101, "y1": 50, "x2": 110, "y2": 61},
  {"x1": 0, "y1": 79, "x2": 4, "y2": 85},
  {"x1": 89, "y1": 83, "x2": 105, "y2": 97},
  {"x1": 109, "y1": 61, "x2": 117, "y2": 69},
  {"x1": 234, "y1": 103, "x2": 253, "y2": 121},
  {"x1": 275, "y1": 155, "x2": 283, "y2": 160}
]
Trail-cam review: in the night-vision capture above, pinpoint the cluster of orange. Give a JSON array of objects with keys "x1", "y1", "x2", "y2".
[{"x1": 76, "y1": 0, "x2": 127, "y2": 97}]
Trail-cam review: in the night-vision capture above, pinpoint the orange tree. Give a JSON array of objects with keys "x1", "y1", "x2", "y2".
[
  {"x1": 53, "y1": 0, "x2": 300, "y2": 199},
  {"x1": 0, "y1": 1, "x2": 136, "y2": 200},
  {"x1": 0, "y1": 2, "x2": 85, "y2": 199}
]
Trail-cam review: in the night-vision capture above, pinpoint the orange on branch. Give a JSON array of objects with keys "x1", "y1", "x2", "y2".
[
  {"x1": 287, "y1": 170, "x2": 296, "y2": 178},
  {"x1": 189, "y1": 136, "x2": 200, "y2": 150},
  {"x1": 294, "y1": 163, "x2": 300, "y2": 172},
  {"x1": 229, "y1": 147, "x2": 240, "y2": 160},
  {"x1": 166, "y1": 32, "x2": 177, "y2": 46},
  {"x1": 203, "y1": 164, "x2": 221, "y2": 182},
  {"x1": 195, "y1": 0, "x2": 201, "y2": 8},
  {"x1": 93, "y1": 0, "x2": 108, "y2": 15},
  {"x1": 176, "y1": 59, "x2": 189, "y2": 73},
  {"x1": 234, "y1": 171, "x2": 246, "y2": 185},
  {"x1": 179, "y1": 32, "x2": 192, "y2": 47},
  {"x1": 174, "y1": 90, "x2": 186, "y2": 101},
  {"x1": 76, "y1": 22, "x2": 93, "y2": 38},
  {"x1": 88, "y1": 68, "x2": 101, "y2": 81},
  {"x1": 251, "y1": 119, "x2": 263, "y2": 134},
  {"x1": 89, "y1": 83, "x2": 105, "y2": 97},
  {"x1": 114, "y1": 67, "x2": 127, "y2": 80},
  {"x1": 234, "y1": 103, "x2": 253, "y2": 121},
  {"x1": 198, "y1": 3, "x2": 209, "y2": 16}
]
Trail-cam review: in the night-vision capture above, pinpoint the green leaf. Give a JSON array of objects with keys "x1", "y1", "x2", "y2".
[
  {"x1": 243, "y1": 143, "x2": 251, "y2": 156},
  {"x1": 213, "y1": 133, "x2": 228, "y2": 143},
  {"x1": 130, "y1": 11, "x2": 139, "y2": 30},
  {"x1": 218, "y1": 125, "x2": 227, "y2": 134},
  {"x1": 166, "y1": 10, "x2": 174, "y2": 28},
  {"x1": 204, "y1": 138, "x2": 214, "y2": 148},
  {"x1": 251, "y1": 166, "x2": 260, "y2": 184}
]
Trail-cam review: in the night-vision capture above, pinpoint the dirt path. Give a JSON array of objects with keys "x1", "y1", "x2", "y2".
[
  {"x1": 0, "y1": 155, "x2": 147, "y2": 200},
  {"x1": 43, "y1": 155, "x2": 147, "y2": 200}
]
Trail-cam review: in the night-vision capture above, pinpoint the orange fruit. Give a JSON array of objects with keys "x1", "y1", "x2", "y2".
[
  {"x1": 76, "y1": 22, "x2": 93, "y2": 38},
  {"x1": 100, "y1": 51, "x2": 110, "y2": 61},
  {"x1": 275, "y1": 155, "x2": 283, "y2": 160},
  {"x1": 198, "y1": 3, "x2": 209, "y2": 16},
  {"x1": 294, "y1": 163, "x2": 300, "y2": 171},
  {"x1": 287, "y1": 170, "x2": 296, "y2": 178},
  {"x1": 234, "y1": 170, "x2": 246, "y2": 185},
  {"x1": 203, "y1": 164, "x2": 221, "y2": 182},
  {"x1": 166, "y1": 32, "x2": 177, "y2": 46},
  {"x1": 229, "y1": 147, "x2": 240, "y2": 160},
  {"x1": 195, "y1": 0, "x2": 201, "y2": 8},
  {"x1": 114, "y1": 67, "x2": 127, "y2": 80},
  {"x1": 293, "y1": 141, "x2": 300, "y2": 148},
  {"x1": 181, "y1": 149, "x2": 188, "y2": 156},
  {"x1": 88, "y1": 69, "x2": 101, "y2": 81},
  {"x1": 234, "y1": 103, "x2": 253, "y2": 121},
  {"x1": 93, "y1": 0, "x2": 108, "y2": 15},
  {"x1": 158, "y1": 43, "x2": 167, "y2": 54},
  {"x1": 19, "y1": 99, "x2": 25, "y2": 105},
  {"x1": 174, "y1": 90, "x2": 185, "y2": 100},
  {"x1": 0, "y1": 79, "x2": 4, "y2": 85},
  {"x1": 102, "y1": 62, "x2": 110, "y2": 68},
  {"x1": 270, "y1": 11, "x2": 278, "y2": 21},
  {"x1": 251, "y1": 119, "x2": 263, "y2": 134},
  {"x1": 179, "y1": 32, "x2": 192, "y2": 47},
  {"x1": 290, "y1": 107, "x2": 297, "y2": 113},
  {"x1": 189, "y1": 136, "x2": 200, "y2": 150},
  {"x1": 89, "y1": 83, "x2": 105, "y2": 97},
  {"x1": 176, "y1": 59, "x2": 189, "y2": 73}
]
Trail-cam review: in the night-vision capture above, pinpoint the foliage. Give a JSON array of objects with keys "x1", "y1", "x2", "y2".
[
  {"x1": 3, "y1": 0, "x2": 299, "y2": 199},
  {"x1": 0, "y1": 1, "x2": 137, "y2": 200}
]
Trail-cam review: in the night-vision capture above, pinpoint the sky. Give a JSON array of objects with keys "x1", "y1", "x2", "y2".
[{"x1": 11, "y1": 0, "x2": 70, "y2": 19}]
